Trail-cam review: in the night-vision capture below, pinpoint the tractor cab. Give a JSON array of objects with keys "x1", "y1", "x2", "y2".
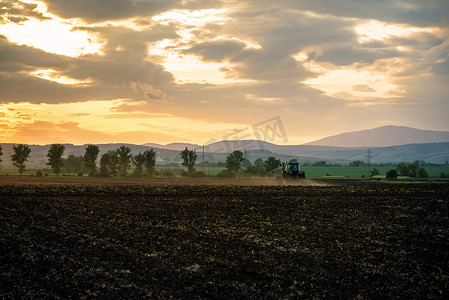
[
  {"x1": 280, "y1": 161, "x2": 305, "y2": 180},
  {"x1": 287, "y1": 162, "x2": 299, "y2": 172}
]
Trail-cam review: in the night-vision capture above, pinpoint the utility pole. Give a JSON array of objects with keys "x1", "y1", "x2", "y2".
[
  {"x1": 202, "y1": 146, "x2": 205, "y2": 173},
  {"x1": 366, "y1": 149, "x2": 372, "y2": 178},
  {"x1": 367, "y1": 149, "x2": 372, "y2": 165}
]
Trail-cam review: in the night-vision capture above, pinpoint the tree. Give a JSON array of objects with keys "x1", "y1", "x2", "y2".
[
  {"x1": 254, "y1": 157, "x2": 264, "y2": 167},
  {"x1": 225, "y1": 150, "x2": 245, "y2": 175},
  {"x1": 84, "y1": 144, "x2": 99, "y2": 176},
  {"x1": 313, "y1": 160, "x2": 327, "y2": 167},
  {"x1": 116, "y1": 145, "x2": 132, "y2": 177},
  {"x1": 180, "y1": 147, "x2": 197, "y2": 174},
  {"x1": 63, "y1": 155, "x2": 88, "y2": 174},
  {"x1": 46, "y1": 144, "x2": 65, "y2": 175},
  {"x1": 132, "y1": 153, "x2": 145, "y2": 176},
  {"x1": 386, "y1": 169, "x2": 399, "y2": 180},
  {"x1": 107, "y1": 150, "x2": 119, "y2": 176},
  {"x1": 0, "y1": 144, "x2": 3, "y2": 169},
  {"x1": 11, "y1": 144, "x2": 31, "y2": 175},
  {"x1": 350, "y1": 160, "x2": 366, "y2": 167},
  {"x1": 417, "y1": 167, "x2": 428, "y2": 178},
  {"x1": 242, "y1": 158, "x2": 252, "y2": 168},
  {"x1": 370, "y1": 168, "x2": 380, "y2": 177},
  {"x1": 396, "y1": 162, "x2": 409, "y2": 176},
  {"x1": 264, "y1": 156, "x2": 280, "y2": 174},
  {"x1": 407, "y1": 163, "x2": 419, "y2": 178},
  {"x1": 99, "y1": 152, "x2": 111, "y2": 177},
  {"x1": 143, "y1": 149, "x2": 156, "y2": 176},
  {"x1": 245, "y1": 164, "x2": 265, "y2": 176}
]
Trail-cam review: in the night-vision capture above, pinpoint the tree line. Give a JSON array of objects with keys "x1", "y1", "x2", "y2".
[
  {"x1": 0, "y1": 144, "x2": 439, "y2": 179},
  {"x1": 0, "y1": 144, "x2": 157, "y2": 177},
  {"x1": 385, "y1": 161, "x2": 429, "y2": 180},
  {"x1": 0, "y1": 145, "x2": 282, "y2": 177}
]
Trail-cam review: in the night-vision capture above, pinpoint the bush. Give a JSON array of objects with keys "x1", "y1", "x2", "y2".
[
  {"x1": 36, "y1": 171, "x2": 43, "y2": 177},
  {"x1": 370, "y1": 168, "x2": 380, "y2": 177},
  {"x1": 191, "y1": 171, "x2": 207, "y2": 177},
  {"x1": 386, "y1": 169, "x2": 399, "y2": 180},
  {"x1": 159, "y1": 169, "x2": 176, "y2": 178},
  {"x1": 217, "y1": 169, "x2": 235, "y2": 177},
  {"x1": 417, "y1": 168, "x2": 428, "y2": 178},
  {"x1": 77, "y1": 172, "x2": 83, "y2": 177}
]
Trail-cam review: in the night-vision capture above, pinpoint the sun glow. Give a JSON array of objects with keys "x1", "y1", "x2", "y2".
[
  {"x1": 0, "y1": 0, "x2": 103, "y2": 57},
  {"x1": 152, "y1": 9, "x2": 228, "y2": 27},
  {"x1": 30, "y1": 69, "x2": 92, "y2": 86},
  {"x1": 148, "y1": 8, "x2": 253, "y2": 84},
  {"x1": 355, "y1": 20, "x2": 437, "y2": 43},
  {"x1": 304, "y1": 68, "x2": 399, "y2": 100},
  {"x1": 0, "y1": 101, "x2": 249, "y2": 144},
  {"x1": 299, "y1": 57, "x2": 403, "y2": 101}
]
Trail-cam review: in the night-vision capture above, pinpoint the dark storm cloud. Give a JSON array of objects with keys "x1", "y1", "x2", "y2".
[{"x1": 42, "y1": 0, "x2": 222, "y2": 22}]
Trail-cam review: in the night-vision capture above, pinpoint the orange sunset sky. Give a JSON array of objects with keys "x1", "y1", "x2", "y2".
[{"x1": 1, "y1": 0, "x2": 448, "y2": 145}]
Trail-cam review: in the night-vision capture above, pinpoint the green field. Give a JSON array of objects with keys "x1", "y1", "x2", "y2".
[
  {"x1": 1, "y1": 165, "x2": 448, "y2": 179},
  {"x1": 301, "y1": 166, "x2": 449, "y2": 178}
]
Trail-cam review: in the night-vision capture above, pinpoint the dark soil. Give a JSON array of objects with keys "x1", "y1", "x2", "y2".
[{"x1": 1, "y1": 183, "x2": 448, "y2": 298}]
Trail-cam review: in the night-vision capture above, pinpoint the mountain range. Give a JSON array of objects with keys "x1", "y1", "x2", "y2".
[
  {"x1": 143, "y1": 125, "x2": 449, "y2": 150},
  {"x1": 1, "y1": 125, "x2": 448, "y2": 168},
  {"x1": 305, "y1": 125, "x2": 449, "y2": 147}
]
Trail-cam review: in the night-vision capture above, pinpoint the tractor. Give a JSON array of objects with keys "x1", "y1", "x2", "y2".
[{"x1": 280, "y1": 161, "x2": 305, "y2": 181}]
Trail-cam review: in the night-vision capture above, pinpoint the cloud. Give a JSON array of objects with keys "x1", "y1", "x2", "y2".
[
  {"x1": 281, "y1": 0, "x2": 449, "y2": 27},
  {"x1": 182, "y1": 39, "x2": 246, "y2": 62},
  {"x1": 43, "y1": 0, "x2": 223, "y2": 22},
  {"x1": 0, "y1": 0, "x2": 49, "y2": 23},
  {"x1": 43, "y1": 0, "x2": 177, "y2": 22},
  {"x1": 0, "y1": 29, "x2": 175, "y2": 103},
  {"x1": 0, "y1": 35, "x2": 69, "y2": 72},
  {"x1": 316, "y1": 46, "x2": 400, "y2": 66},
  {"x1": 352, "y1": 85, "x2": 376, "y2": 93},
  {"x1": 1, "y1": 0, "x2": 448, "y2": 144},
  {"x1": 130, "y1": 82, "x2": 169, "y2": 103}
]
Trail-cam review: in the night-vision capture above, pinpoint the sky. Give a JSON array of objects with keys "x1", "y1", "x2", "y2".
[{"x1": 0, "y1": 0, "x2": 448, "y2": 146}]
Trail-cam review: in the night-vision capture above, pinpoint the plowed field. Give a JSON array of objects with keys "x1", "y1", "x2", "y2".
[{"x1": 1, "y1": 182, "x2": 448, "y2": 298}]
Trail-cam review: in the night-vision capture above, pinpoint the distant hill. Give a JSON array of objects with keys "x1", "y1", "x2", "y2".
[
  {"x1": 2, "y1": 125, "x2": 449, "y2": 170},
  {"x1": 272, "y1": 143, "x2": 449, "y2": 164},
  {"x1": 305, "y1": 125, "x2": 449, "y2": 147},
  {"x1": 1, "y1": 141, "x2": 448, "y2": 170},
  {"x1": 143, "y1": 142, "x2": 200, "y2": 151}
]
